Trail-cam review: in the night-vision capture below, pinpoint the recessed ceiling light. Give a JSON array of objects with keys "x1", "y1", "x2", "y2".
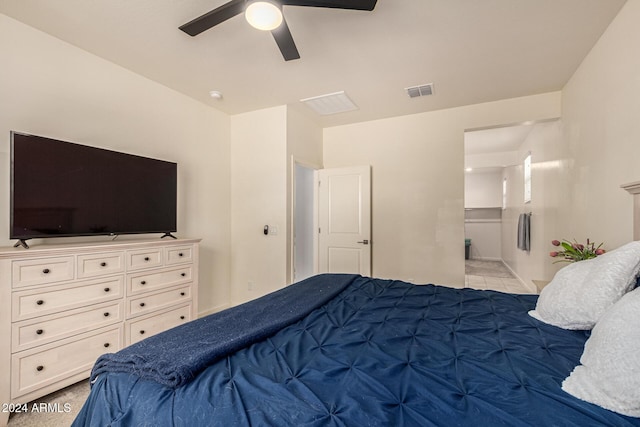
[
  {"x1": 300, "y1": 91, "x2": 358, "y2": 115},
  {"x1": 209, "y1": 90, "x2": 223, "y2": 100}
]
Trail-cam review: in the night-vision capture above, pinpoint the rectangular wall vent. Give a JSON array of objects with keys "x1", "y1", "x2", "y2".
[{"x1": 406, "y1": 83, "x2": 434, "y2": 98}]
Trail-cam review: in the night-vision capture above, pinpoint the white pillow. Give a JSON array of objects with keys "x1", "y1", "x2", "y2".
[
  {"x1": 562, "y1": 288, "x2": 640, "y2": 417},
  {"x1": 529, "y1": 241, "x2": 640, "y2": 329}
]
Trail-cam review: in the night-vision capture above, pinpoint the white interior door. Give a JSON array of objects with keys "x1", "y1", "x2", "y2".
[{"x1": 318, "y1": 165, "x2": 371, "y2": 275}]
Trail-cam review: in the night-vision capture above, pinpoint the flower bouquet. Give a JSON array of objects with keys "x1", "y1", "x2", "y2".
[{"x1": 549, "y1": 238, "x2": 605, "y2": 263}]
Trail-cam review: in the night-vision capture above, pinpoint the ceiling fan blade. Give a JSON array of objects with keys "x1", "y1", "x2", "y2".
[
  {"x1": 271, "y1": 18, "x2": 300, "y2": 61},
  {"x1": 179, "y1": 0, "x2": 246, "y2": 36},
  {"x1": 280, "y1": 0, "x2": 377, "y2": 11}
]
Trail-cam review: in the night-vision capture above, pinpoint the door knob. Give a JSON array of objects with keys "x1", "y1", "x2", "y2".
[{"x1": 357, "y1": 239, "x2": 369, "y2": 245}]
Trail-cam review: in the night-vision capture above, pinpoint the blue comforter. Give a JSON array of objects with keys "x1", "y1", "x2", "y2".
[
  {"x1": 90, "y1": 273, "x2": 357, "y2": 388},
  {"x1": 73, "y1": 275, "x2": 640, "y2": 426}
]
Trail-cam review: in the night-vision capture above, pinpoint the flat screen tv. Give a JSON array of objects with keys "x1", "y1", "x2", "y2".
[{"x1": 10, "y1": 131, "x2": 177, "y2": 247}]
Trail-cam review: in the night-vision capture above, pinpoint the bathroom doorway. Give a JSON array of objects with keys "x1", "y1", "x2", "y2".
[{"x1": 464, "y1": 119, "x2": 562, "y2": 293}]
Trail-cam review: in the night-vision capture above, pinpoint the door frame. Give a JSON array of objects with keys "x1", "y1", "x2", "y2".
[
  {"x1": 290, "y1": 159, "x2": 372, "y2": 283},
  {"x1": 289, "y1": 156, "x2": 321, "y2": 285}
]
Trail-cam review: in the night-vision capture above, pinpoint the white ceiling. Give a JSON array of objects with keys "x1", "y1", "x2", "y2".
[
  {"x1": 464, "y1": 123, "x2": 534, "y2": 173},
  {"x1": 0, "y1": 0, "x2": 626, "y2": 128},
  {"x1": 465, "y1": 123, "x2": 535, "y2": 156}
]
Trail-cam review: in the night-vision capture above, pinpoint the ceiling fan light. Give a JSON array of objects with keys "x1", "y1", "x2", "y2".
[{"x1": 245, "y1": 1, "x2": 283, "y2": 31}]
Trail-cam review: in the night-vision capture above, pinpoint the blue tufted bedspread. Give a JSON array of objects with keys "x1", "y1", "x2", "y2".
[
  {"x1": 89, "y1": 273, "x2": 358, "y2": 389},
  {"x1": 73, "y1": 275, "x2": 640, "y2": 426}
]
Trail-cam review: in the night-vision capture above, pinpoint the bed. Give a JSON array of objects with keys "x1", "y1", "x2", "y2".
[{"x1": 72, "y1": 271, "x2": 640, "y2": 426}]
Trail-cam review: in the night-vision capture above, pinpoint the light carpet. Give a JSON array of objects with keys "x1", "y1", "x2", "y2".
[{"x1": 7, "y1": 380, "x2": 89, "y2": 427}]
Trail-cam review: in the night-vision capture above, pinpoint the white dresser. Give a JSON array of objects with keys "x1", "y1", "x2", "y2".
[{"x1": 0, "y1": 238, "x2": 200, "y2": 426}]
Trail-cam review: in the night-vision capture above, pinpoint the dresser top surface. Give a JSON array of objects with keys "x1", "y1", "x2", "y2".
[{"x1": 0, "y1": 237, "x2": 201, "y2": 259}]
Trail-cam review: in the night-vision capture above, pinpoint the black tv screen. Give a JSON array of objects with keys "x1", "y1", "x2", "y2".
[{"x1": 10, "y1": 131, "x2": 177, "y2": 242}]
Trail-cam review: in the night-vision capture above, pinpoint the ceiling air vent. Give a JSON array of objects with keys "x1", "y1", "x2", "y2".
[
  {"x1": 406, "y1": 83, "x2": 434, "y2": 98},
  {"x1": 300, "y1": 91, "x2": 358, "y2": 115}
]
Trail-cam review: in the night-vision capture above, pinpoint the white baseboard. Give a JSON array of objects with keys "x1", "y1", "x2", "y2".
[
  {"x1": 501, "y1": 260, "x2": 537, "y2": 293},
  {"x1": 198, "y1": 304, "x2": 230, "y2": 318},
  {"x1": 469, "y1": 256, "x2": 502, "y2": 261}
]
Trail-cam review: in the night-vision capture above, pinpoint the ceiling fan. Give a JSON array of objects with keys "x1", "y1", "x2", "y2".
[{"x1": 179, "y1": 0, "x2": 378, "y2": 61}]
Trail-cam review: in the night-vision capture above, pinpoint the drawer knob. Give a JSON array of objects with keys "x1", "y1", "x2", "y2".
[
  {"x1": 139, "y1": 330, "x2": 145, "y2": 335},
  {"x1": 36, "y1": 329, "x2": 44, "y2": 335},
  {"x1": 104, "y1": 287, "x2": 111, "y2": 292},
  {"x1": 104, "y1": 343, "x2": 110, "y2": 348},
  {"x1": 178, "y1": 253, "x2": 184, "y2": 257},
  {"x1": 140, "y1": 280, "x2": 147, "y2": 285},
  {"x1": 104, "y1": 312, "x2": 110, "y2": 317},
  {"x1": 180, "y1": 292, "x2": 185, "y2": 296},
  {"x1": 139, "y1": 302, "x2": 145, "y2": 307},
  {"x1": 100, "y1": 262, "x2": 107, "y2": 267},
  {"x1": 144, "y1": 257, "x2": 150, "y2": 261},
  {"x1": 36, "y1": 300, "x2": 44, "y2": 306},
  {"x1": 180, "y1": 315, "x2": 185, "y2": 320},
  {"x1": 181, "y1": 273, "x2": 186, "y2": 277},
  {"x1": 42, "y1": 268, "x2": 50, "y2": 274},
  {"x1": 36, "y1": 365, "x2": 44, "y2": 372}
]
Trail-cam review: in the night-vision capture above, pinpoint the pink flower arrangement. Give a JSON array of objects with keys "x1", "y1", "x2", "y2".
[{"x1": 549, "y1": 238, "x2": 605, "y2": 263}]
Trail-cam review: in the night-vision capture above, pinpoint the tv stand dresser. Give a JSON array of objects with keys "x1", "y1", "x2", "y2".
[{"x1": 0, "y1": 238, "x2": 200, "y2": 426}]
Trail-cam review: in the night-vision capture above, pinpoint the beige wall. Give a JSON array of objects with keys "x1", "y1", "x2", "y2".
[
  {"x1": 500, "y1": 120, "x2": 564, "y2": 286},
  {"x1": 560, "y1": 0, "x2": 640, "y2": 249},
  {"x1": 323, "y1": 93, "x2": 561, "y2": 286},
  {"x1": 230, "y1": 106, "x2": 288, "y2": 305},
  {"x1": 0, "y1": 14, "x2": 232, "y2": 315},
  {"x1": 464, "y1": 170, "x2": 503, "y2": 208},
  {"x1": 229, "y1": 106, "x2": 323, "y2": 305}
]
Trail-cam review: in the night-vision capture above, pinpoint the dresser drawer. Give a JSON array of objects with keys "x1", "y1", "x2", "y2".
[
  {"x1": 126, "y1": 248, "x2": 163, "y2": 271},
  {"x1": 12, "y1": 276, "x2": 124, "y2": 322},
  {"x1": 12, "y1": 256, "x2": 75, "y2": 288},
  {"x1": 12, "y1": 301, "x2": 123, "y2": 353},
  {"x1": 127, "y1": 304, "x2": 191, "y2": 345},
  {"x1": 127, "y1": 266, "x2": 193, "y2": 295},
  {"x1": 127, "y1": 285, "x2": 191, "y2": 318},
  {"x1": 165, "y1": 245, "x2": 194, "y2": 265},
  {"x1": 11, "y1": 326, "x2": 122, "y2": 398},
  {"x1": 77, "y1": 252, "x2": 125, "y2": 279}
]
